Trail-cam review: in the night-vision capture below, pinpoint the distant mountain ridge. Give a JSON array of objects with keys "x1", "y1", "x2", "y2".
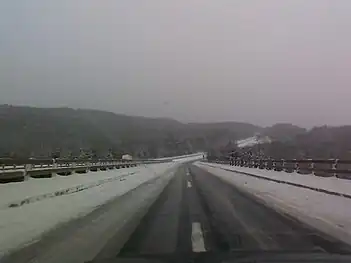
[
  {"x1": 0, "y1": 105, "x2": 260, "y2": 158},
  {"x1": 3, "y1": 105, "x2": 350, "y2": 159}
]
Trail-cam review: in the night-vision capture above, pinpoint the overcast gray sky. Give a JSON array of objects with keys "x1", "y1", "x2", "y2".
[{"x1": 1, "y1": 1, "x2": 351, "y2": 127}]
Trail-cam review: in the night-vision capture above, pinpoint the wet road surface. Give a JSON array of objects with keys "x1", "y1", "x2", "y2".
[
  {"x1": 4, "y1": 164, "x2": 351, "y2": 263},
  {"x1": 97, "y1": 164, "x2": 351, "y2": 261}
]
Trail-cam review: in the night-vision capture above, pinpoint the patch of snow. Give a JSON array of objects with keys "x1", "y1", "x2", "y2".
[
  {"x1": 236, "y1": 136, "x2": 271, "y2": 148},
  {"x1": 154, "y1": 153, "x2": 204, "y2": 162},
  {"x1": 195, "y1": 162, "x2": 351, "y2": 245},
  {"x1": 171, "y1": 153, "x2": 204, "y2": 162}
]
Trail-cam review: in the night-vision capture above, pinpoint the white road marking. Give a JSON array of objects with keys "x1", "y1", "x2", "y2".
[
  {"x1": 191, "y1": 222, "x2": 206, "y2": 252},
  {"x1": 187, "y1": 181, "x2": 192, "y2": 188}
]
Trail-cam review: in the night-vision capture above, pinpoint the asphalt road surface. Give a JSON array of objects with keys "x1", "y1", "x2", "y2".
[
  {"x1": 95, "y1": 164, "x2": 351, "y2": 261},
  {"x1": 4, "y1": 164, "x2": 351, "y2": 263}
]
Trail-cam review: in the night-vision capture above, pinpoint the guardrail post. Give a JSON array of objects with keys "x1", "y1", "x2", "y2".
[
  {"x1": 333, "y1": 159, "x2": 338, "y2": 177},
  {"x1": 88, "y1": 160, "x2": 92, "y2": 171},
  {"x1": 282, "y1": 159, "x2": 286, "y2": 172},
  {"x1": 23, "y1": 163, "x2": 32, "y2": 180},
  {"x1": 71, "y1": 161, "x2": 76, "y2": 174},
  {"x1": 309, "y1": 159, "x2": 315, "y2": 175},
  {"x1": 294, "y1": 159, "x2": 299, "y2": 173},
  {"x1": 52, "y1": 159, "x2": 58, "y2": 177}
]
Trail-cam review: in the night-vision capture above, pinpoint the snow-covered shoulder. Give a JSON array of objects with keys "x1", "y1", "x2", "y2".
[{"x1": 0, "y1": 161, "x2": 185, "y2": 256}]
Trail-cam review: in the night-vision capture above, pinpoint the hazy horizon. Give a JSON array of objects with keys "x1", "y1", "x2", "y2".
[{"x1": 1, "y1": 1, "x2": 351, "y2": 128}]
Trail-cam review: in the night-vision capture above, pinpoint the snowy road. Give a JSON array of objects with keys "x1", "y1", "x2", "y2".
[
  {"x1": 0, "y1": 154, "x2": 203, "y2": 260},
  {"x1": 3, "y1": 162, "x2": 351, "y2": 263},
  {"x1": 114, "y1": 165, "x2": 349, "y2": 258},
  {"x1": 3, "y1": 156, "x2": 351, "y2": 263}
]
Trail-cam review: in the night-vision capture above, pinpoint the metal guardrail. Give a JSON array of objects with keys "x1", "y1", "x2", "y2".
[
  {"x1": 209, "y1": 158, "x2": 351, "y2": 179},
  {"x1": 0, "y1": 158, "x2": 170, "y2": 183}
]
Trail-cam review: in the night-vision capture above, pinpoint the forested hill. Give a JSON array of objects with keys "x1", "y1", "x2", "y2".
[
  {"x1": 250, "y1": 124, "x2": 351, "y2": 160},
  {"x1": 0, "y1": 105, "x2": 260, "y2": 158}
]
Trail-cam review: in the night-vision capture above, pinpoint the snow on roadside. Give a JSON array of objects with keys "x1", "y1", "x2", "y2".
[
  {"x1": 0, "y1": 154, "x2": 203, "y2": 210},
  {"x1": 0, "y1": 162, "x2": 178, "y2": 256},
  {"x1": 206, "y1": 163, "x2": 351, "y2": 197},
  {"x1": 195, "y1": 162, "x2": 351, "y2": 245},
  {"x1": 0, "y1": 167, "x2": 141, "y2": 209}
]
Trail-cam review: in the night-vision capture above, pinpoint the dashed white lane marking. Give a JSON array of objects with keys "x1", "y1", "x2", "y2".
[
  {"x1": 187, "y1": 181, "x2": 192, "y2": 188},
  {"x1": 191, "y1": 222, "x2": 206, "y2": 252}
]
